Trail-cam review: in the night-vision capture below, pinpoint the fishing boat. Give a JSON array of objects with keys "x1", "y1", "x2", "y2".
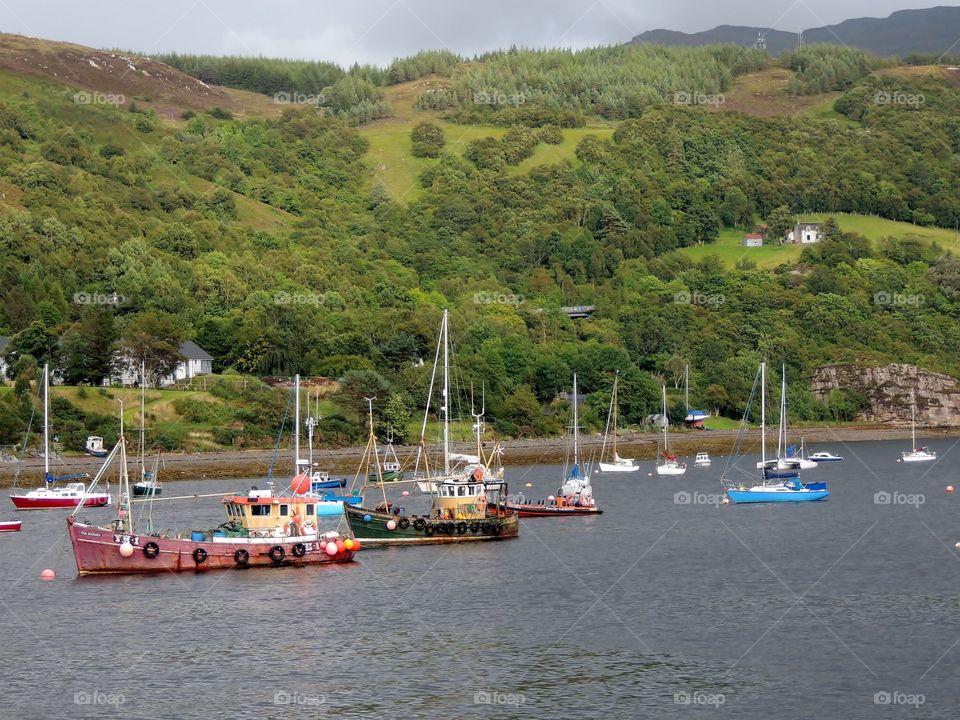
[
  {"x1": 345, "y1": 310, "x2": 518, "y2": 544},
  {"x1": 901, "y1": 390, "x2": 936, "y2": 463},
  {"x1": 497, "y1": 374, "x2": 602, "y2": 517},
  {"x1": 10, "y1": 365, "x2": 110, "y2": 510},
  {"x1": 656, "y1": 385, "x2": 686, "y2": 476},
  {"x1": 0, "y1": 520, "x2": 22, "y2": 532},
  {"x1": 131, "y1": 366, "x2": 163, "y2": 497},
  {"x1": 67, "y1": 404, "x2": 358, "y2": 575},
  {"x1": 368, "y1": 438, "x2": 405, "y2": 483},
  {"x1": 808, "y1": 451, "x2": 843, "y2": 462},
  {"x1": 723, "y1": 363, "x2": 829, "y2": 504},
  {"x1": 694, "y1": 452, "x2": 711, "y2": 467},
  {"x1": 598, "y1": 371, "x2": 639, "y2": 473},
  {"x1": 288, "y1": 375, "x2": 360, "y2": 514},
  {"x1": 84, "y1": 436, "x2": 109, "y2": 458}
]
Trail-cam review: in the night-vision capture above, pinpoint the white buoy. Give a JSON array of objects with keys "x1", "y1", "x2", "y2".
[
  {"x1": 40, "y1": 569, "x2": 55, "y2": 580},
  {"x1": 119, "y1": 542, "x2": 134, "y2": 557}
]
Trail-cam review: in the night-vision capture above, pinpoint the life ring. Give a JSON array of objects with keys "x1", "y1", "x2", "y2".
[
  {"x1": 424, "y1": 524, "x2": 435, "y2": 537},
  {"x1": 413, "y1": 518, "x2": 426, "y2": 531},
  {"x1": 302, "y1": 521, "x2": 316, "y2": 535},
  {"x1": 399, "y1": 518, "x2": 410, "y2": 530},
  {"x1": 269, "y1": 545, "x2": 285, "y2": 563},
  {"x1": 143, "y1": 541, "x2": 160, "y2": 559},
  {"x1": 292, "y1": 543, "x2": 306, "y2": 558},
  {"x1": 456, "y1": 521, "x2": 468, "y2": 535},
  {"x1": 234, "y1": 548, "x2": 250, "y2": 566},
  {"x1": 192, "y1": 547, "x2": 208, "y2": 564}
]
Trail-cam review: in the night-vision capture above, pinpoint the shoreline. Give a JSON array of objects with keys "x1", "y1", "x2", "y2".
[{"x1": 0, "y1": 424, "x2": 954, "y2": 487}]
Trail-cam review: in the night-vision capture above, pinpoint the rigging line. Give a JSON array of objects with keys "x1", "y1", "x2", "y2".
[
  {"x1": 266, "y1": 386, "x2": 294, "y2": 482},
  {"x1": 12, "y1": 382, "x2": 39, "y2": 489}
]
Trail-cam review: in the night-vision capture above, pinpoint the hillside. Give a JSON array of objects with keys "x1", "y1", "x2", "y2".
[
  {"x1": 629, "y1": 6, "x2": 960, "y2": 57},
  {"x1": 0, "y1": 32, "x2": 959, "y2": 452}
]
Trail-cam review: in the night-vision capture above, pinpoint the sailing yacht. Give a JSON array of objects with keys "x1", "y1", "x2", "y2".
[
  {"x1": 598, "y1": 371, "x2": 639, "y2": 472},
  {"x1": 683, "y1": 365, "x2": 710, "y2": 429},
  {"x1": 656, "y1": 385, "x2": 686, "y2": 476},
  {"x1": 724, "y1": 363, "x2": 829, "y2": 503},
  {"x1": 901, "y1": 390, "x2": 936, "y2": 463},
  {"x1": 756, "y1": 365, "x2": 816, "y2": 473},
  {"x1": 10, "y1": 364, "x2": 110, "y2": 510}
]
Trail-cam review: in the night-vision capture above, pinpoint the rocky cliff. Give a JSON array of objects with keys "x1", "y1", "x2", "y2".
[{"x1": 811, "y1": 364, "x2": 960, "y2": 427}]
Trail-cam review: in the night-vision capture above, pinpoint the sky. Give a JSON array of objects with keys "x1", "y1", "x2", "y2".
[{"x1": 0, "y1": 0, "x2": 956, "y2": 67}]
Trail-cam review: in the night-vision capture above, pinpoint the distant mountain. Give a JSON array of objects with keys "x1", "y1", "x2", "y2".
[{"x1": 628, "y1": 6, "x2": 960, "y2": 57}]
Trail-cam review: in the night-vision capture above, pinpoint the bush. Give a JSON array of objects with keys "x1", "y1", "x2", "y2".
[
  {"x1": 207, "y1": 106, "x2": 233, "y2": 120},
  {"x1": 410, "y1": 122, "x2": 446, "y2": 158}
]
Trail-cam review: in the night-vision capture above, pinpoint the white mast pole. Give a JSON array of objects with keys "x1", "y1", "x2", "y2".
[
  {"x1": 761, "y1": 362, "x2": 767, "y2": 466},
  {"x1": 294, "y1": 374, "x2": 300, "y2": 470},
  {"x1": 573, "y1": 374, "x2": 580, "y2": 468},
  {"x1": 140, "y1": 361, "x2": 146, "y2": 481},
  {"x1": 662, "y1": 384, "x2": 668, "y2": 454},
  {"x1": 43, "y1": 363, "x2": 49, "y2": 478},
  {"x1": 442, "y1": 310, "x2": 450, "y2": 475}
]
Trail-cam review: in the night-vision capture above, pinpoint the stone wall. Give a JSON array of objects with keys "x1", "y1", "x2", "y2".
[{"x1": 810, "y1": 363, "x2": 960, "y2": 426}]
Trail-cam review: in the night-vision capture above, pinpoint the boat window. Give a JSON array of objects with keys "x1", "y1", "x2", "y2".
[
  {"x1": 280, "y1": 504, "x2": 289, "y2": 516},
  {"x1": 305, "y1": 504, "x2": 315, "y2": 516},
  {"x1": 251, "y1": 504, "x2": 271, "y2": 516}
]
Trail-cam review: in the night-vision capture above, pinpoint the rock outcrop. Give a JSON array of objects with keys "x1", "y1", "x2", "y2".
[{"x1": 811, "y1": 364, "x2": 960, "y2": 427}]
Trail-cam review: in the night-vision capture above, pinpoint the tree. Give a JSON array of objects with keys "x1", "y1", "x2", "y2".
[
  {"x1": 61, "y1": 308, "x2": 118, "y2": 385},
  {"x1": 765, "y1": 205, "x2": 795, "y2": 245},
  {"x1": 120, "y1": 312, "x2": 186, "y2": 387},
  {"x1": 720, "y1": 186, "x2": 751, "y2": 227},
  {"x1": 410, "y1": 122, "x2": 446, "y2": 158},
  {"x1": 379, "y1": 392, "x2": 412, "y2": 443},
  {"x1": 501, "y1": 385, "x2": 542, "y2": 434},
  {"x1": 337, "y1": 370, "x2": 391, "y2": 416}
]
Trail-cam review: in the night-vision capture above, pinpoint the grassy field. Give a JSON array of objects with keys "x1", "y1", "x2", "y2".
[{"x1": 678, "y1": 214, "x2": 960, "y2": 268}]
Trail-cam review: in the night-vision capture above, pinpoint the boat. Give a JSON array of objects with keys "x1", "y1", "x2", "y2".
[
  {"x1": 723, "y1": 362, "x2": 829, "y2": 504},
  {"x1": 754, "y1": 367, "x2": 816, "y2": 471},
  {"x1": 656, "y1": 385, "x2": 686, "y2": 476},
  {"x1": 345, "y1": 310, "x2": 518, "y2": 544},
  {"x1": 0, "y1": 520, "x2": 22, "y2": 532},
  {"x1": 67, "y1": 402, "x2": 359, "y2": 575},
  {"x1": 299, "y1": 387, "x2": 350, "y2": 491},
  {"x1": 694, "y1": 452, "x2": 711, "y2": 467},
  {"x1": 598, "y1": 371, "x2": 639, "y2": 473},
  {"x1": 131, "y1": 367, "x2": 163, "y2": 497},
  {"x1": 10, "y1": 365, "x2": 110, "y2": 510},
  {"x1": 683, "y1": 365, "x2": 711, "y2": 429},
  {"x1": 808, "y1": 451, "x2": 843, "y2": 462},
  {"x1": 368, "y1": 438, "x2": 405, "y2": 483},
  {"x1": 497, "y1": 374, "x2": 602, "y2": 517},
  {"x1": 901, "y1": 390, "x2": 936, "y2": 463},
  {"x1": 84, "y1": 436, "x2": 109, "y2": 458},
  {"x1": 783, "y1": 437, "x2": 818, "y2": 469}
]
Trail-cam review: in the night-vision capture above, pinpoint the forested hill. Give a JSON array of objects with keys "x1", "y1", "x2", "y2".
[
  {"x1": 0, "y1": 34, "x2": 959, "y2": 448},
  {"x1": 628, "y1": 6, "x2": 960, "y2": 57}
]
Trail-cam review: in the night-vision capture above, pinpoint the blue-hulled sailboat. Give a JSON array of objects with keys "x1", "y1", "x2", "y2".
[{"x1": 723, "y1": 363, "x2": 829, "y2": 504}]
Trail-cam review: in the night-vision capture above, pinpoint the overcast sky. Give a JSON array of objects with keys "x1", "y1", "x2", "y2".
[{"x1": 0, "y1": 1, "x2": 955, "y2": 66}]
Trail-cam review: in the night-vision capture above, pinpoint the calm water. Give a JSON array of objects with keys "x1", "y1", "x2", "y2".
[{"x1": 2, "y1": 439, "x2": 960, "y2": 719}]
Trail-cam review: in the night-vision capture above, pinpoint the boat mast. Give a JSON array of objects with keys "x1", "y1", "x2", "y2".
[
  {"x1": 778, "y1": 364, "x2": 787, "y2": 459},
  {"x1": 442, "y1": 309, "x2": 450, "y2": 476},
  {"x1": 760, "y1": 362, "x2": 767, "y2": 466},
  {"x1": 119, "y1": 400, "x2": 132, "y2": 534},
  {"x1": 293, "y1": 374, "x2": 301, "y2": 470},
  {"x1": 612, "y1": 371, "x2": 619, "y2": 459},
  {"x1": 661, "y1": 383, "x2": 669, "y2": 456},
  {"x1": 572, "y1": 374, "x2": 580, "y2": 468},
  {"x1": 42, "y1": 363, "x2": 49, "y2": 479},
  {"x1": 911, "y1": 390, "x2": 917, "y2": 450},
  {"x1": 685, "y1": 364, "x2": 689, "y2": 416},
  {"x1": 139, "y1": 361, "x2": 146, "y2": 482}
]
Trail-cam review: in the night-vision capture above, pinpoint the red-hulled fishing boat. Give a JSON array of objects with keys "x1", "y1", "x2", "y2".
[
  {"x1": 67, "y1": 426, "x2": 358, "y2": 576},
  {"x1": 0, "y1": 520, "x2": 22, "y2": 532}
]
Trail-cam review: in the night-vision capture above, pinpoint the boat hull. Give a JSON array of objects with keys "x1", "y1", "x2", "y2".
[
  {"x1": 66, "y1": 517, "x2": 355, "y2": 575},
  {"x1": 132, "y1": 485, "x2": 161, "y2": 497},
  {"x1": 311, "y1": 479, "x2": 347, "y2": 490},
  {"x1": 808, "y1": 455, "x2": 842, "y2": 462},
  {"x1": 0, "y1": 520, "x2": 22, "y2": 532},
  {"x1": 726, "y1": 489, "x2": 829, "y2": 503},
  {"x1": 345, "y1": 504, "x2": 518, "y2": 545},
  {"x1": 12, "y1": 494, "x2": 110, "y2": 510},
  {"x1": 598, "y1": 462, "x2": 639, "y2": 473},
  {"x1": 498, "y1": 502, "x2": 602, "y2": 517},
  {"x1": 655, "y1": 465, "x2": 687, "y2": 476},
  {"x1": 901, "y1": 454, "x2": 936, "y2": 463}
]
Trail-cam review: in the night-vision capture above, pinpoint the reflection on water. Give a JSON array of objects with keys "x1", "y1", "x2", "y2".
[{"x1": 2, "y1": 439, "x2": 960, "y2": 719}]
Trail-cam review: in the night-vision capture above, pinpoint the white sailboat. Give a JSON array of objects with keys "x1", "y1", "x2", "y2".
[
  {"x1": 656, "y1": 384, "x2": 686, "y2": 476},
  {"x1": 901, "y1": 390, "x2": 936, "y2": 463},
  {"x1": 599, "y1": 371, "x2": 639, "y2": 472}
]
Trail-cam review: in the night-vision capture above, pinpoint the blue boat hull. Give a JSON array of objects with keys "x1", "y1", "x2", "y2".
[
  {"x1": 311, "y1": 478, "x2": 347, "y2": 490},
  {"x1": 727, "y1": 488, "x2": 829, "y2": 503}
]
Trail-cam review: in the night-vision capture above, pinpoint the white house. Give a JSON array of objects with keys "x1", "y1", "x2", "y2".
[
  {"x1": 742, "y1": 233, "x2": 764, "y2": 247},
  {"x1": 0, "y1": 337, "x2": 8, "y2": 380},
  {"x1": 786, "y1": 222, "x2": 822, "y2": 244},
  {"x1": 110, "y1": 340, "x2": 214, "y2": 387}
]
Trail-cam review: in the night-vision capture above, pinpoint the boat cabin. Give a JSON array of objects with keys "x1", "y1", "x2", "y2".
[
  {"x1": 222, "y1": 487, "x2": 320, "y2": 538},
  {"x1": 435, "y1": 480, "x2": 488, "y2": 521}
]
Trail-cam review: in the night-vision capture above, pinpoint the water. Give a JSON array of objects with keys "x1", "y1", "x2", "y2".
[{"x1": 2, "y1": 439, "x2": 959, "y2": 719}]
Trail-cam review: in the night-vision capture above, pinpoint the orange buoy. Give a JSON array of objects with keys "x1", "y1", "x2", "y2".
[
  {"x1": 40, "y1": 569, "x2": 55, "y2": 580},
  {"x1": 290, "y1": 472, "x2": 310, "y2": 495}
]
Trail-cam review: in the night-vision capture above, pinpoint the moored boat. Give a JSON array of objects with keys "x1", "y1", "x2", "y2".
[
  {"x1": 808, "y1": 451, "x2": 843, "y2": 462},
  {"x1": 656, "y1": 385, "x2": 686, "y2": 476},
  {"x1": 598, "y1": 372, "x2": 639, "y2": 473},
  {"x1": 84, "y1": 436, "x2": 109, "y2": 458},
  {"x1": 0, "y1": 519, "x2": 22, "y2": 532},
  {"x1": 694, "y1": 452, "x2": 711, "y2": 467},
  {"x1": 900, "y1": 391, "x2": 936, "y2": 463}
]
